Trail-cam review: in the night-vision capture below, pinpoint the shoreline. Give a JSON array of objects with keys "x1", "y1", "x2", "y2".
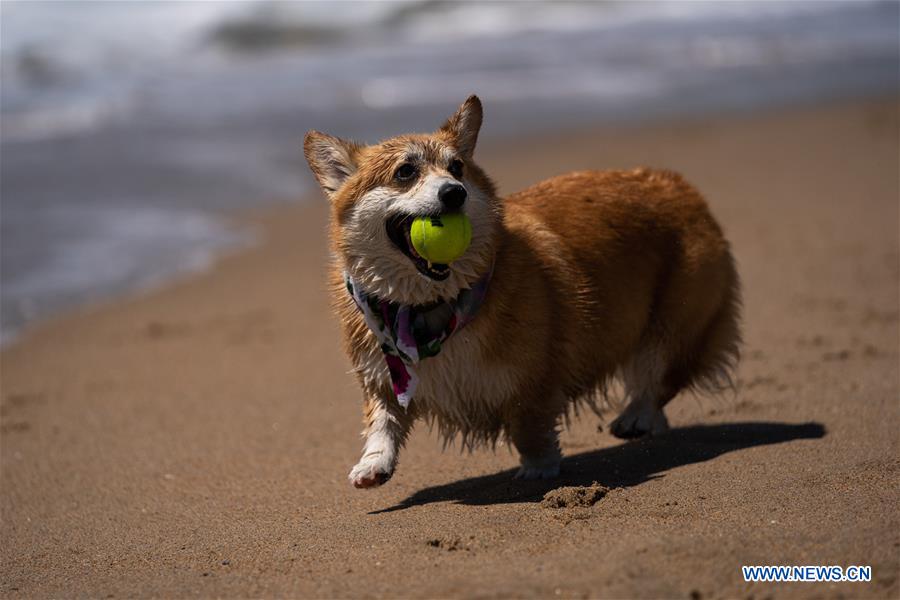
[
  {"x1": 2, "y1": 96, "x2": 898, "y2": 598},
  {"x1": 0, "y1": 213, "x2": 259, "y2": 351},
  {"x1": 4, "y1": 91, "x2": 898, "y2": 352}
]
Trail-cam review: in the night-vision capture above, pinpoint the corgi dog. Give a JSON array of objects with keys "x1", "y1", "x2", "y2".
[{"x1": 304, "y1": 95, "x2": 740, "y2": 488}]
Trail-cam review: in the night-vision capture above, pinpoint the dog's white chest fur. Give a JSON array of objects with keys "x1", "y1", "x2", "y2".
[{"x1": 356, "y1": 325, "x2": 517, "y2": 425}]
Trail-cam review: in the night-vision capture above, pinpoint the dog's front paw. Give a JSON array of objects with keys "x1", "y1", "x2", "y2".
[
  {"x1": 514, "y1": 452, "x2": 561, "y2": 480},
  {"x1": 348, "y1": 452, "x2": 394, "y2": 489},
  {"x1": 514, "y1": 463, "x2": 561, "y2": 480},
  {"x1": 610, "y1": 403, "x2": 669, "y2": 439}
]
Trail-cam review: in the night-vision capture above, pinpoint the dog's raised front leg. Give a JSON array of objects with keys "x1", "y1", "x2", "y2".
[{"x1": 348, "y1": 394, "x2": 413, "y2": 489}]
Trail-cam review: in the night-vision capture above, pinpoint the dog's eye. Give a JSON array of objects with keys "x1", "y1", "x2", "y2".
[
  {"x1": 394, "y1": 163, "x2": 417, "y2": 182},
  {"x1": 448, "y1": 159, "x2": 464, "y2": 179}
]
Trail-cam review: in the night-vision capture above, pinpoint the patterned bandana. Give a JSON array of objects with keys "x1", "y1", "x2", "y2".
[{"x1": 344, "y1": 267, "x2": 492, "y2": 408}]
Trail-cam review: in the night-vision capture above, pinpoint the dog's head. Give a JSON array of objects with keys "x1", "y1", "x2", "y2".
[{"x1": 304, "y1": 95, "x2": 500, "y2": 306}]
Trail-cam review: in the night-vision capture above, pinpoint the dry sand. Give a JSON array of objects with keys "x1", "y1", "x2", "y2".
[{"x1": 2, "y1": 98, "x2": 898, "y2": 599}]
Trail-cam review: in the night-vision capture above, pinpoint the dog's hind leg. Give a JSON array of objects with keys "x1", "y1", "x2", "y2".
[
  {"x1": 610, "y1": 343, "x2": 674, "y2": 439},
  {"x1": 348, "y1": 394, "x2": 414, "y2": 488},
  {"x1": 610, "y1": 257, "x2": 741, "y2": 440}
]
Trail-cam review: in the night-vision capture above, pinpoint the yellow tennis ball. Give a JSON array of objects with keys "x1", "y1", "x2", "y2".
[{"x1": 410, "y1": 213, "x2": 472, "y2": 265}]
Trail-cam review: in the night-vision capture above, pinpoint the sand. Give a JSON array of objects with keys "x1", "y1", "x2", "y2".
[{"x1": 2, "y1": 98, "x2": 898, "y2": 599}]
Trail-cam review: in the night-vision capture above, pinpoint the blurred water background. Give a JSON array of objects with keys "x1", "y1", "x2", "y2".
[{"x1": 1, "y1": 0, "x2": 898, "y2": 344}]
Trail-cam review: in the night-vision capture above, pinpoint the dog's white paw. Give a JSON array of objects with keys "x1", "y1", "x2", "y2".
[
  {"x1": 514, "y1": 463, "x2": 561, "y2": 480},
  {"x1": 348, "y1": 451, "x2": 394, "y2": 489},
  {"x1": 514, "y1": 452, "x2": 561, "y2": 480},
  {"x1": 610, "y1": 403, "x2": 669, "y2": 439}
]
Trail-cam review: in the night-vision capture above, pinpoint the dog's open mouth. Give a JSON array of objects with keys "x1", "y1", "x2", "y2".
[{"x1": 385, "y1": 214, "x2": 451, "y2": 281}]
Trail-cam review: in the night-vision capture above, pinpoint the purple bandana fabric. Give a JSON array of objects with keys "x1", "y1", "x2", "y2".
[{"x1": 344, "y1": 269, "x2": 492, "y2": 408}]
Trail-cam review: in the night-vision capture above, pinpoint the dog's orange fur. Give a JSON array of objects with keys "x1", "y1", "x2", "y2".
[{"x1": 304, "y1": 96, "x2": 740, "y2": 487}]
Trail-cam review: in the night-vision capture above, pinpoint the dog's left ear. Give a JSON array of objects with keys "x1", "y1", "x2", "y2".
[
  {"x1": 439, "y1": 95, "x2": 483, "y2": 158},
  {"x1": 304, "y1": 131, "x2": 360, "y2": 199}
]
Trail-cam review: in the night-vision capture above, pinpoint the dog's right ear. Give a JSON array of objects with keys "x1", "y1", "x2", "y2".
[{"x1": 303, "y1": 131, "x2": 360, "y2": 199}]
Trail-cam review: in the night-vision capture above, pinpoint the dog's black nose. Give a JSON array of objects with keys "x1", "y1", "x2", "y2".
[{"x1": 438, "y1": 182, "x2": 467, "y2": 211}]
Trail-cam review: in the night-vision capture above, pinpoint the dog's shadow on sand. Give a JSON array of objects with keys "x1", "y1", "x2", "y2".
[{"x1": 372, "y1": 421, "x2": 825, "y2": 513}]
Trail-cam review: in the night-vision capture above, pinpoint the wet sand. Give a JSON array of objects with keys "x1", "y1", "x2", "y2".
[{"x1": 2, "y1": 97, "x2": 898, "y2": 598}]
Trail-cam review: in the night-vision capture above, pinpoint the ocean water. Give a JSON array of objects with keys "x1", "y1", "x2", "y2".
[{"x1": 1, "y1": 0, "x2": 898, "y2": 344}]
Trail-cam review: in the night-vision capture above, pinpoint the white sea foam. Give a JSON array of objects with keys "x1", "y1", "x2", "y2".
[
  {"x1": 0, "y1": 0, "x2": 896, "y2": 346},
  {"x1": 3, "y1": 1, "x2": 894, "y2": 139},
  {"x1": 0, "y1": 207, "x2": 256, "y2": 347}
]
